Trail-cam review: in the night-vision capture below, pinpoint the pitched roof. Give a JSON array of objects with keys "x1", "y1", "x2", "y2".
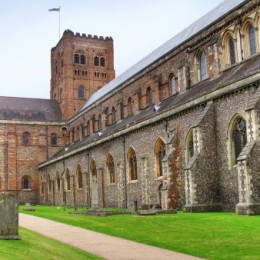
[
  {"x1": 47, "y1": 54, "x2": 260, "y2": 163},
  {"x1": 80, "y1": 0, "x2": 245, "y2": 112},
  {"x1": 0, "y1": 96, "x2": 62, "y2": 122}
]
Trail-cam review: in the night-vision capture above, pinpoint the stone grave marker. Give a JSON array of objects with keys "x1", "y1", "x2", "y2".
[{"x1": 0, "y1": 193, "x2": 20, "y2": 239}]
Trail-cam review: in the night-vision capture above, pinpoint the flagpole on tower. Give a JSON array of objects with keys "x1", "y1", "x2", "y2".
[
  {"x1": 48, "y1": 6, "x2": 61, "y2": 40},
  {"x1": 59, "y1": 6, "x2": 61, "y2": 39}
]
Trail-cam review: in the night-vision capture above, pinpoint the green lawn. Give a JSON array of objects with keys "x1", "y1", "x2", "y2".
[
  {"x1": 20, "y1": 206, "x2": 260, "y2": 260},
  {"x1": 0, "y1": 227, "x2": 102, "y2": 260}
]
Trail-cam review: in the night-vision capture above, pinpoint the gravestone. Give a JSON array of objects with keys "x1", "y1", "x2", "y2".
[{"x1": 0, "y1": 193, "x2": 20, "y2": 239}]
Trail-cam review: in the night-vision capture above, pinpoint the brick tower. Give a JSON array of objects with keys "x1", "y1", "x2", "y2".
[{"x1": 50, "y1": 30, "x2": 115, "y2": 120}]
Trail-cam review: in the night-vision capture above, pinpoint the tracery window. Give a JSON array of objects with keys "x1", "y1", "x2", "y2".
[
  {"x1": 23, "y1": 132, "x2": 30, "y2": 145},
  {"x1": 249, "y1": 25, "x2": 256, "y2": 56},
  {"x1": 107, "y1": 154, "x2": 115, "y2": 183},
  {"x1": 232, "y1": 117, "x2": 247, "y2": 162},
  {"x1": 128, "y1": 148, "x2": 138, "y2": 181}
]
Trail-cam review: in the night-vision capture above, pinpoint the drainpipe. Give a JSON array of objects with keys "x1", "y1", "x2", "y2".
[
  {"x1": 3, "y1": 123, "x2": 8, "y2": 192},
  {"x1": 46, "y1": 125, "x2": 49, "y2": 160},
  {"x1": 123, "y1": 136, "x2": 127, "y2": 209}
]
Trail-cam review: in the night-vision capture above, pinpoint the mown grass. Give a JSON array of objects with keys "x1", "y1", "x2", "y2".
[
  {"x1": 20, "y1": 206, "x2": 260, "y2": 260},
  {"x1": 0, "y1": 227, "x2": 102, "y2": 260}
]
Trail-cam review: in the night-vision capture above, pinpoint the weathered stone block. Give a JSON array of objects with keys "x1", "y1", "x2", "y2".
[{"x1": 0, "y1": 193, "x2": 20, "y2": 240}]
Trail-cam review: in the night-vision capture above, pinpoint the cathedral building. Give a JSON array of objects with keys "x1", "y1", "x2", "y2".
[{"x1": 0, "y1": 0, "x2": 259, "y2": 215}]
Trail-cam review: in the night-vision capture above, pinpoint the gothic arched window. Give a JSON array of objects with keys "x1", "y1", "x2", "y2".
[
  {"x1": 128, "y1": 148, "x2": 138, "y2": 181},
  {"x1": 199, "y1": 51, "x2": 207, "y2": 81},
  {"x1": 233, "y1": 117, "x2": 247, "y2": 161},
  {"x1": 186, "y1": 130, "x2": 194, "y2": 162},
  {"x1": 107, "y1": 154, "x2": 115, "y2": 183},
  {"x1": 169, "y1": 74, "x2": 177, "y2": 95},
  {"x1": 128, "y1": 97, "x2": 133, "y2": 116},
  {"x1": 155, "y1": 139, "x2": 166, "y2": 177},
  {"x1": 146, "y1": 87, "x2": 153, "y2": 107},
  {"x1": 229, "y1": 36, "x2": 236, "y2": 65},
  {"x1": 66, "y1": 170, "x2": 70, "y2": 191},
  {"x1": 56, "y1": 172, "x2": 60, "y2": 192},
  {"x1": 77, "y1": 165, "x2": 83, "y2": 189},
  {"x1": 111, "y1": 106, "x2": 116, "y2": 124},
  {"x1": 249, "y1": 25, "x2": 256, "y2": 56}
]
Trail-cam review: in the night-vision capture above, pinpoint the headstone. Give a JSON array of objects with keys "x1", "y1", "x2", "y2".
[{"x1": 0, "y1": 193, "x2": 20, "y2": 240}]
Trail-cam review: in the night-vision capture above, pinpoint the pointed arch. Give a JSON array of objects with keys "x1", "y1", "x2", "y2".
[
  {"x1": 56, "y1": 171, "x2": 61, "y2": 192},
  {"x1": 76, "y1": 164, "x2": 83, "y2": 189},
  {"x1": 241, "y1": 19, "x2": 257, "y2": 58},
  {"x1": 106, "y1": 154, "x2": 115, "y2": 183},
  {"x1": 227, "y1": 114, "x2": 248, "y2": 167},
  {"x1": 90, "y1": 160, "x2": 97, "y2": 177},
  {"x1": 154, "y1": 138, "x2": 166, "y2": 178},
  {"x1": 146, "y1": 87, "x2": 153, "y2": 107},
  {"x1": 127, "y1": 147, "x2": 138, "y2": 181},
  {"x1": 221, "y1": 30, "x2": 238, "y2": 67},
  {"x1": 185, "y1": 129, "x2": 194, "y2": 163},
  {"x1": 65, "y1": 169, "x2": 70, "y2": 191}
]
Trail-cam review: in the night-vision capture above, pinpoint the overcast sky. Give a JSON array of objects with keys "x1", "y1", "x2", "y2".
[{"x1": 0, "y1": 0, "x2": 224, "y2": 99}]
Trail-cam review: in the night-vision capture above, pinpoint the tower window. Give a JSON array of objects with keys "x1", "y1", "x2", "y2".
[
  {"x1": 74, "y1": 54, "x2": 79, "y2": 64},
  {"x1": 94, "y1": 56, "x2": 99, "y2": 66},
  {"x1": 80, "y1": 55, "x2": 86, "y2": 65},
  {"x1": 78, "y1": 85, "x2": 84, "y2": 99},
  {"x1": 100, "y1": 57, "x2": 105, "y2": 67}
]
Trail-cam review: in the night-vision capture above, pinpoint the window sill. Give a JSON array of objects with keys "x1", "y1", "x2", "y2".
[
  {"x1": 22, "y1": 189, "x2": 32, "y2": 192},
  {"x1": 129, "y1": 180, "x2": 138, "y2": 184}
]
